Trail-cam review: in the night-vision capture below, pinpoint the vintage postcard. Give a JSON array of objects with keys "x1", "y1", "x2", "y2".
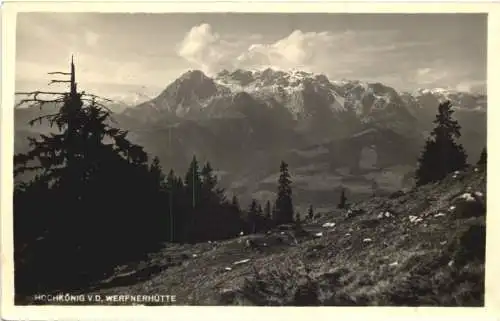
[{"x1": 1, "y1": 1, "x2": 500, "y2": 320}]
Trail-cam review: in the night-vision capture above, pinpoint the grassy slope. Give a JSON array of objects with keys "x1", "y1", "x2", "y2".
[{"x1": 21, "y1": 168, "x2": 485, "y2": 306}]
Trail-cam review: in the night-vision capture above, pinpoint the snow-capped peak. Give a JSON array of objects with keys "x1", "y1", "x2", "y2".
[
  {"x1": 107, "y1": 91, "x2": 154, "y2": 107},
  {"x1": 414, "y1": 87, "x2": 458, "y2": 96}
]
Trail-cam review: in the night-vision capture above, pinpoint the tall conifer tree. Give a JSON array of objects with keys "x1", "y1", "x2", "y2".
[
  {"x1": 275, "y1": 161, "x2": 293, "y2": 225},
  {"x1": 308, "y1": 205, "x2": 314, "y2": 221},
  {"x1": 415, "y1": 101, "x2": 468, "y2": 185},
  {"x1": 477, "y1": 147, "x2": 487, "y2": 167}
]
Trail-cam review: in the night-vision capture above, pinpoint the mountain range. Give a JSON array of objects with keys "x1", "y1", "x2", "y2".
[{"x1": 14, "y1": 68, "x2": 487, "y2": 212}]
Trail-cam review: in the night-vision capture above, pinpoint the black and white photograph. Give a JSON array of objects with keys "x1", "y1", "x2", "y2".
[{"x1": 4, "y1": 7, "x2": 491, "y2": 309}]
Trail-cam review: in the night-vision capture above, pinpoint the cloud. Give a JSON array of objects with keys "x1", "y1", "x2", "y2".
[
  {"x1": 176, "y1": 23, "x2": 237, "y2": 73},
  {"x1": 455, "y1": 80, "x2": 486, "y2": 94},
  {"x1": 176, "y1": 24, "x2": 434, "y2": 83},
  {"x1": 414, "y1": 67, "x2": 449, "y2": 85},
  {"x1": 177, "y1": 25, "x2": 366, "y2": 74},
  {"x1": 84, "y1": 31, "x2": 100, "y2": 47},
  {"x1": 248, "y1": 34, "x2": 265, "y2": 41},
  {"x1": 236, "y1": 29, "x2": 407, "y2": 72},
  {"x1": 417, "y1": 68, "x2": 432, "y2": 76},
  {"x1": 410, "y1": 62, "x2": 486, "y2": 92},
  {"x1": 235, "y1": 30, "x2": 336, "y2": 72},
  {"x1": 176, "y1": 23, "x2": 486, "y2": 92}
]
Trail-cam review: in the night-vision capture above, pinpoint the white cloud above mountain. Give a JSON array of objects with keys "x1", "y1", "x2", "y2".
[
  {"x1": 177, "y1": 25, "x2": 404, "y2": 75},
  {"x1": 176, "y1": 23, "x2": 485, "y2": 93},
  {"x1": 15, "y1": 13, "x2": 486, "y2": 97},
  {"x1": 176, "y1": 23, "x2": 227, "y2": 73},
  {"x1": 415, "y1": 68, "x2": 449, "y2": 85},
  {"x1": 235, "y1": 30, "x2": 335, "y2": 71}
]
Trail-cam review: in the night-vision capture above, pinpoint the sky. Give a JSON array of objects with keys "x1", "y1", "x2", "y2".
[{"x1": 16, "y1": 13, "x2": 487, "y2": 104}]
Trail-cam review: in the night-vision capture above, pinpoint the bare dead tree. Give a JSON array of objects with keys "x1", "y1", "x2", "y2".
[
  {"x1": 15, "y1": 55, "x2": 117, "y2": 128},
  {"x1": 14, "y1": 56, "x2": 127, "y2": 180}
]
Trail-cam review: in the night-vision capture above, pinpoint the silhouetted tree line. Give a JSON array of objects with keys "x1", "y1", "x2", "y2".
[
  {"x1": 165, "y1": 156, "x2": 248, "y2": 243},
  {"x1": 415, "y1": 100, "x2": 486, "y2": 185},
  {"x1": 14, "y1": 58, "x2": 172, "y2": 294},
  {"x1": 13, "y1": 58, "x2": 296, "y2": 296},
  {"x1": 159, "y1": 157, "x2": 296, "y2": 241}
]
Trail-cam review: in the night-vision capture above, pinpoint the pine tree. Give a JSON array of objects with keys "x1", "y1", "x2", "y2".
[
  {"x1": 166, "y1": 169, "x2": 179, "y2": 242},
  {"x1": 294, "y1": 211, "x2": 304, "y2": 234},
  {"x1": 201, "y1": 161, "x2": 221, "y2": 205},
  {"x1": 184, "y1": 156, "x2": 202, "y2": 209},
  {"x1": 231, "y1": 195, "x2": 241, "y2": 212},
  {"x1": 262, "y1": 200, "x2": 272, "y2": 231},
  {"x1": 257, "y1": 203, "x2": 264, "y2": 232},
  {"x1": 248, "y1": 199, "x2": 259, "y2": 234},
  {"x1": 202, "y1": 161, "x2": 215, "y2": 180},
  {"x1": 201, "y1": 162, "x2": 217, "y2": 193},
  {"x1": 371, "y1": 179, "x2": 379, "y2": 197},
  {"x1": 337, "y1": 188, "x2": 347, "y2": 209},
  {"x1": 166, "y1": 170, "x2": 175, "y2": 240},
  {"x1": 264, "y1": 200, "x2": 272, "y2": 220},
  {"x1": 275, "y1": 161, "x2": 294, "y2": 225},
  {"x1": 308, "y1": 205, "x2": 314, "y2": 221},
  {"x1": 415, "y1": 101, "x2": 468, "y2": 185},
  {"x1": 148, "y1": 156, "x2": 167, "y2": 237},
  {"x1": 257, "y1": 204, "x2": 263, "y2": 217},
  {"x1": 272, "y1": 202, "x2": 277, "y2": 218},
  {"x1": 183, "y1": 156, "x2": 206, "y2": 241},
  {"x1": 149, "y1": 157, "x2": 166, "y2": 190},
  {"x1": 201, "y1": 162, "x2": 227, "y2": 204},
  {"x1": 477, "y1": 147, "x2": 487, "y2": 167}
]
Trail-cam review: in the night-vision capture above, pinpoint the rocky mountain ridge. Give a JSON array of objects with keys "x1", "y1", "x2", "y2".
[
  {"x1": 14, "y1": 68, "x2": 487, "y2": 211},
  {"x1": 124, "y1": 68, "x2": 486, "y2": 121}
]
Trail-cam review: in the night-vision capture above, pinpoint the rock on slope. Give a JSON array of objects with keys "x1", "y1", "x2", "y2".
[{"x1": 46, "y1": 167, "x2": 485, "y2": 307}]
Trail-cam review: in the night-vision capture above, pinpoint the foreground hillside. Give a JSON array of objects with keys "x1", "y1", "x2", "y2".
[{"x1": 23, "y1": 167, "x2": 484, "y2": 306}]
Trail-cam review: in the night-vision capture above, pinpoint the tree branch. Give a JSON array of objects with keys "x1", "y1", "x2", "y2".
[
  {"x1": 47, "y1": 71, "x2": 71, "y2": 76},
  {"x1": 82, "y1": 93, "x2": 113, "y2": 103},
  {"x1": 28, "y1": 113, "x2": 60, "y2": 127},
  {"x1": 48, "y1": 80, "x2": 72, "y2": 86},
  {"x1": 81, "y1": 98, "x2": 113, "y2": 111},
  {"x1": 15, "y1": 91, "x2": 67, "y2": 96},
  {"x1": 14, "y1": 91, "x2": 67, "y2": 108},
  {"x1": 15, "y1": 98, "x2": 65, "y2": 109}
]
